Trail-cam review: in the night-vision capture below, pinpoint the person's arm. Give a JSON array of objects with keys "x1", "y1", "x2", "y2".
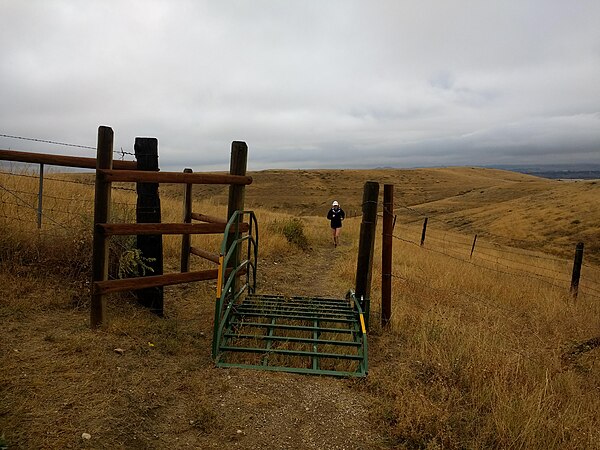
[{"x1": 327, "y1": 209, "x2": 333, "y2": 220}]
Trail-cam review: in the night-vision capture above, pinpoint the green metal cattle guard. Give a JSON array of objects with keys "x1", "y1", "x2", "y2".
[{"x1": 212, "y1": 211, "x2": 368, "y2": 377}]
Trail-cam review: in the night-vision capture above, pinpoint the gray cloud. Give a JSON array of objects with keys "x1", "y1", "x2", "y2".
[{"x1": 1, "y1": 0, "x2": 599, "y2": 171}]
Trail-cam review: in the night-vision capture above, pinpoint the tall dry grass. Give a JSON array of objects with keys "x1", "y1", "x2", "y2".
[
  {"x1": 2, "y1": 168, "x2": 600, "y2": 448},
  {"x1": 0, "y1": 170, "x2": 316, "y2": 280},
  {"x1": 335, "y1": 216, "x2": 600, "y2": 449}
]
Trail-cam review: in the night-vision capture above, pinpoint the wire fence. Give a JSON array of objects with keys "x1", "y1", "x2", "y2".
[
  {"x1": 0, "y1": 132, "x2": 135, "y2": 157},
  {"x1": 2, "y1": 163, "x2": 599, "y2": 302},
  {"x1": 386, "y1": 200, "x2": 600, "y2": 301},
  {"x1": 0, "y1": 169, "x2": 137, "y2": 232}
]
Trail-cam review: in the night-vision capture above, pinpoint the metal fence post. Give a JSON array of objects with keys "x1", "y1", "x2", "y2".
[
  {"x1": 37, "y1": 163, "x2": 44, "y2": 229},
  {"x1": 420, "y1": 217, "x2": 428, "y2": 247},
  {"x1": 570, "y1": 242, "x2": 584, "y2": 299},
  {"x1": 470, "y1": 234, "x2": 478, "y2": 259}
]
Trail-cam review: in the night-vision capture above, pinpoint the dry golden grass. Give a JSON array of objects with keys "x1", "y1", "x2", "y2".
[
  {"x1": 333, "y1": 215, "x2": 600, "y2": 448},
  {"x1": 1, "y1": 166, "x2": 600, "y2": 449}
]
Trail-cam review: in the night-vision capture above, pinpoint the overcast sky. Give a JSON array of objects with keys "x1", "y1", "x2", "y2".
[{"x1": 1, "y1": 1, "x2": 599, "y2": 171}]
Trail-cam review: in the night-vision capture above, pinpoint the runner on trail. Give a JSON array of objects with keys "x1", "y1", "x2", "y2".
[{"x1": 327, "y1": 200, "x2": 345, "y2": 247}]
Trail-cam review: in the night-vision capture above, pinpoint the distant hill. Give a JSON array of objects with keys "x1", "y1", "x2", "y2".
[
  {"x1": 492, "y1": 164, "x2": 600, "y2": 180},
  {"x1": 159, "y1": 166, "x2": 599, "y2": 261}
]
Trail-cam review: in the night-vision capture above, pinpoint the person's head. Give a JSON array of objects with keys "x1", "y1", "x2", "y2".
[{"x1": 332, "y1": 200, "x2": 339, "y2": 210}]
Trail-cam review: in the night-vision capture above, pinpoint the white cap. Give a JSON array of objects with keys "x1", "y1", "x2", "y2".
[{"x1": 332, "y1": 201, "x2": 339, "y2": 206}]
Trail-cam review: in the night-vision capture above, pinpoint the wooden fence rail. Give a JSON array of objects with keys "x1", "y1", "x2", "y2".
[
  {"x1": 0, "y1": 148, "x2": 136, "y2": 229},
  {"x1": 91, "y1": 127, "x2": 251, "y2": 328},
  {"x1": 0, "y1": 148, "x2": 136, "y2": 170}
]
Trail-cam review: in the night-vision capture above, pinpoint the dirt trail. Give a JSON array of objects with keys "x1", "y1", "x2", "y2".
[
  {"x1": 258, "y1": 241, "x2": 350, "y2": 298},
  {"x1": 201, "y1": 243, "x2": 386, "y2": 450},
  {"x1": 1, "y1": 242, "x2": 387, "y2": 449}
]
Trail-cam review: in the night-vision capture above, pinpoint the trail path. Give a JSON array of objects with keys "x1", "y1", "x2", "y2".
[{"x1": 200, "y1": 243, "x2": 386, "y2": 450}]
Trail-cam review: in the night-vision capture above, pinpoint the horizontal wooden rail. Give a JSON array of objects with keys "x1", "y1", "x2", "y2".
[
  {"x1": 93, "y1": 267, "x2": 228, "y2": 295},
  {"x1": 191, "y1": 212, "x2": 227, "y2": 224},
  {"x1": 0, "y1": 148, "x2": 136, "y2": 170},
  {"x1": 190, "y1": 246, "x2": 220, "y2": 264},
  {"x1": 97, "y1": 222, "x2": 249, "y2": 236},
  {"x1": 98, "y1": 169, "x2": 252, "y2": 185},
  {"x1": 95, "y1": 267, "x2": 246, "y2": 294}
]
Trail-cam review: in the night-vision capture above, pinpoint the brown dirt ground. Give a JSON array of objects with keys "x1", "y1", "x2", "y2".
[{"x1": 0, "y1": 240, "x2": 388, "y2": 449}]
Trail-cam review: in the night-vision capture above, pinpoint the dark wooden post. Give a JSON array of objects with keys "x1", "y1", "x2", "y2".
[
  {"x1": 180, "y1": 168, "x2": 193, "y2": 273},
  {"x1": 37, "y1": 163, "x2": 44, "y2": 229},
  {"x1": 420, "y1": 217, "x2": 428, "y2": 247},
  {"x1": 91, "y1": 126, "x2": 113, "y2": 328},
  {"x1": 134, "y1": 137, "x2": 163, "y2": 316},
  {"x1": 382, "y1": 184, "x2": 393, "y2": 327},
  {"x1": 355, "y1": 181, "x2": 379, "y2": 330},
  {"x1": 470, "y1": 234, "x2": 478, "y2": 259},
  {"x1": 226, "y1": 142, "x2": 248, "y2": 293},
  {"x1": 570, "y1": 242, "x2": 584, "y2": 299}
]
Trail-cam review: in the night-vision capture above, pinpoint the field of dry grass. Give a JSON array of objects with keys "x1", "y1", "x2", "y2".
[{"x1": 1, "y1": 165, "x2": 600, "y2": 449}]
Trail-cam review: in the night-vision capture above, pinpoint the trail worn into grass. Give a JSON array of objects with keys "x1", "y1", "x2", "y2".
[
  {"x1": 0, "y1": 242, "x2": 386, "y2": 449},
  {"x1": 215, "y1": 241, "x2": 385, "y2": 449}
]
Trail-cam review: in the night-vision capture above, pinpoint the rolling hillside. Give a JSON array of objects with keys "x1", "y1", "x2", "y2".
[{"x1": 160, "y1": 167, "x2": 599, "y2": 260}]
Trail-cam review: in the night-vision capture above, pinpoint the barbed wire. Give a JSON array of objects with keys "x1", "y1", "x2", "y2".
[
  {"x1": 115, "y1": 147, "x2": 136, "y2": 157},
  {"x1": 578, "y1": 283, "x2": 600, "y2": 297},
  {"x1": 469, "y1": 248, "x2": 571, "y2": 280},
  {"x1": 0, "y1": 170, "x2": 137, "y2": 192},
  {"x1": 0, "y1": 133, "x2": 95, "y2": 149},
  {"x1": 0, "y1": 184, "x2": 71, "y2": 231},
  {"x1": 391, "y1": 201, "x2": 574, "y2": 253},
  {"x1": 0, "y1": 133, "x2": 135, "y2": 159},
  {"x1": 397, "y1": 216, "x2": 571, "y2": 264},
  {"x1": 391, "y1": 234, "x2": 573, "y2": 291},
  {"x1": 390, "y1": 272, "x2": 516, "y2": 316}
]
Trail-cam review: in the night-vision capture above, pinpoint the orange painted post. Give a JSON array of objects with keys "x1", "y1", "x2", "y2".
[{"x1": 91, "y1": 126, "x2": 114, "y2": 328}]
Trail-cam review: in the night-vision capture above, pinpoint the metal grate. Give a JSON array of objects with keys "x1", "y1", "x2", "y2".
[{"x1": 214, "y1": 294, "x2": 368, "y2": 377}]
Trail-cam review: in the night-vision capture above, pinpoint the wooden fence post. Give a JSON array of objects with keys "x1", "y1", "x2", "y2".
[
  {"x1": 420, "y1": 217, "x2": 428, "y2": 247},
  {"x1": 570, "y1": 242, "x2": 584, "y2": 299},
  {"x1": 91, "y1": 126, "x2": 114, "y2": 328},
  {"x1": 181, "y1": 168, "x2": 193, "y2": 273},
  {"x1": 226, "y1": 142, "x2": 248, "y2": 293},
  {"x1": 355, "y1": 181, "x2": 379, "y2": 330},
  {"x1": 470, "y1": 234, "x2": 478, "y2": 259},
  {"x1": 134, "y1": 137, "x2": 164, "y2": 316},
  {"x1": 37, "y1": 163, "x2": 44, "y2": 229},
  {"x1": 382, "y1": 184, "x2": 393, "y2": 327}
]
